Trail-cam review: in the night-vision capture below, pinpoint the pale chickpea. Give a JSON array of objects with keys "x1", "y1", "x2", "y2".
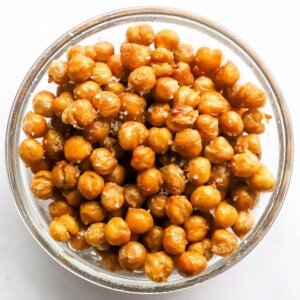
[
  {"x1": 146, "y1": 103, "x2": 170, "y2": 127},
  {"x1": 231, "y1": 151, "x2": 260, "y2": 177},
  {"x1": 92, "y1": 91, "x2": 121, "y2": 119},
  {"x1": 32, "y1": 90, "x2": 55, "y2": 118},
  {"x1": 237, "y1": 82, "x2": 267, "y2": 109},
  {"x1": 147, "y1": 194, "x2": 167, "y2": 218},
  {"x1": 214, "y1": 201, "x2": 238, "y2": 228},
  {"x1": 211, "y1": 229, "x2": 238, "y2": 256},
  {"x1": 185, "y1": 157, "x2": 211, "y2": 185},
  {"x1": 100, "y1": 182, "x2": 124, "y2": 212},
  {"x1": 79, "y1": 201, "x2": 107, "y2": 225},
  {"x1": 104, "y1": 164, "x2": 126, "y2": 186},
  {"x1": 172, "y1": 62, "x2": 194, "y2": 86},
  {"x1": 152, "y1": 77, "x2": 179, "y2": 102},
  {"x1": 77, "y1": 171, "x2": 104, "y2": 200},
  {"x1": 73, "y1": 80, "x2": 101, "y2": 101},
  {"x1": 19, "y1": 138, "x2": 44, "y2": 167},
  {"x1": 234, "y1": 134, "x2": 261, "y2": 157},
  {"x1": 90, "y1": 148, "x2": 117, "y2": 175},
  {"x1": 174, "y1": 44, "x2": 195, "y2": 64},
  {"x1": 195, "y1": 114, "x2": 219, "y2": 141},
  {"x1": 155, "y1": 29, "x2": 180, "y2": 51},
  {"x1": 220, "y1": 111, "x2": 244, "y2": 137},
  {"x1": 93, "y1": 41, "x2": 114, "y2": 62},
  {"x1": 215, "y1": 60, "x2": 240, "y2": 88},
  {"x1": 48, "y1": 60, "x2": 69, "y2": 85},
  {"x1": 193, "y1": 76, "x2": 215, "y2": 94},
  {"x1": 195, "y1": 47, "x2": 222, "y2": 73},
  {"x1": 106, "y1": 54, "x2": 124, "y2": 79},
  {"x1": 249, "y1": 166, "x2": 276, "y2": 192},
  {"x1": 173, "y1": 86, "x2": 200, "y2": 108},
  {"x1": 85, "y1": 222, "x2": 110, "y2": 251},
  {"x1": 125, "y1": 208, "x2": 153, "y2": 234},
  {"x1": 162, "y1": 164, "x2": 186, "y2": 195},
  {"x1": 53, "y1": 92, "x2": 74, "y2": 118},
  {"x1": 68, "y1": 54, "x2": 95, "y2": 82},
  {"x1": 232, "y1": 211, "x2": 255, "y2": 238},
  {"x1": 128, "y1": 66, "x2": 156, "y2": 95},
  {"x1": 64, "y1": 136, "x2": 92, "y2": 163},
  {"x1": 204, "y1": 136, "x2": 234, "y2": 163},
  {"x1": 126, "y1": 24, "x2": 155, "y2": 46},
  {"x1": 131, "y1": 146, "x2": 155, "y2": 171},
  {"x1": 177, "y1": 251, "x2": 207, "y2": 277},
  {"x1": 90, "y1": 62, "x2": 113, "y2": 86},
  {"x1": 52, "y1": 160, "x2": 79, "y2": 190},
  {"x1": 163, "y1": 225, "x2": 188, "y2": 255}
]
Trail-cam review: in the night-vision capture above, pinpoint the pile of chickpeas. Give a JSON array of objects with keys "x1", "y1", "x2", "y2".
[{"x1": 19, "y1": 23, "x2": 276, "y2": 283}]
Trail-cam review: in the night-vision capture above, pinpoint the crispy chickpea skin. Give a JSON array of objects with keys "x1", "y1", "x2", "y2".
[
  {"x1": 128, "y1": 66, "x2": 156, "y2": 95},
  {"x1": 30, "y1": 157, "x2": 53, "y2": 174},
  {"x1": 77, "y1": 171, "x2": 104, "y2": 200},
  {"x1": 62, "y1": 188, "x2": 84, "y2": 207},
  {"x1": 141, "y1": 225, "x2": 164, "y2": 252},
  {"x1": 105, "y1": 217, "x2": 131, "y2": 246},
  {"x1": 177, "y1": 251, "x2": 207, "y2": 277},
  {"x1": 163, "y1": 225, "x2": 188, "y2": 255},
  {"x1": 69, "y1": 229, "x2": 89, "y2": 250},
  {"x1": 32, "y1": 90, "x2": 55, "y2": 118},
  {"x1": 204, "y1": 136, "x2": 234, "y2": 163},
  {"x1": 125, "y1": 208, "x2": 154, "y2": 234},
  {"x1": 188, "y1": 238, "x2": 213, "y2": 261},
  {"x1": 214, "y1": 202, "x2": 238, "y2": 228},
  {"x1": 85, "y1": 222, "x2": 110, "y2": 250},
  {"x1": 183, "y1": 215, "x2": 209, "y2": 242},
  {"x1": 147, "y1": 194, "x2": 167, "y2": 218},
  {"x1": 92, "y1": 91, "x2": 121, "y2": 119},
  {"x1": 123, "y1": 184, "x2": 146, "y2": 208},
  {"x1": 173, "y1": 86, "x2": 200, "y2": 109},
  {"x1": 146, "y1": 103, "x2": 170, "y2": 127},
  {"x1": 106, "y1": 54, "x2": 124, "y2": 79},
  {"x1": 94, "y1": 41, "x2": 114, "y2": 62},
  {"x1": 174, "y1": 44, "x2": 195, "y2": 64},
  {"x1": 190, "y1": 185, "x2": 221, "y2": 212},
  {"x1": 53, "y1": 92, "x2": 74, "y2": 118},
  {"x1": 104, "y1": 82, "x2": 125, "y2": 95},
  {"x1": 231, "y1": 184, "x2": 260, "y2": 211},
  {"x1": 208, "y1": 163, "x2": 231, "y2": 190},
  {"x1": 237, "y1": 82, "x2": 267, "y2": 109},
  {"x1": 73, "y1": 80, "x2": 100, "y2": 101},
  {"x1": 249, "y1": 166, "x2": 276, "y2": 192},
  {"x1": 185, "y1": 157, "x2": 211, "y2": 185},
  {"x1": 90, "y1": 62, "x2": 112, "y2": 86},
  {"x1": 101, "y1": 182, "x2": 124, "y2": 212},
  {"x1": 211, "y1": 229, "x2": 238, "y2": 256},
  {"x1": 242, "y1": 109, "x2": 266, "y2": 134},
  {"x1": 48, "y1": 60, "x2": 69, "y2": 85},
  {"x1": 147, "y1": 127, "x2": 172, "y2": 154},
  {"x1": 162, "y1": 164, "x2": 186, "y2": 195},
  {"x1": 52, "y1": 160, "x2": 79, "y2": 190},
  {"x1": 101, "y1": 250, "x2": 124, "y2": 272},
  {"x1": 193, "y1": 76, "x2": 215, "y2": 94},
  {"x1": 19, "y1": 138, "x2": 44, "y2": 167},
  {"x1": 90, "y1": 148, "x2": 117, "y2": 175},
  {"x1": 195, "y1": 114, "x2": 219, "y2": 141},
  {"x1": 64, "y1": 136, "x2": 92, "y2": 163},
  {"x1": 231, "y1": 151, "x2": 260, "y2": 177},
  {"x1": 66, "y1": 45, "x2": 86, "y2": 61},
  {"x1": 220, "y1": 111, "x2": 244, "y2": 137},
  {"x1": 30, "y1": 170, "x2": 54, "y2": 199},
  {"x1": 82, "y1": 119, "x2": 110, "y2": 143},
  {"x1": 131, "y1": 146, "x2": 155, "y2": 171},
  {"x1": 215, "y1": 60, "x2": 240, "y2": 88},
  {"x1": 195, "y1": 47, "x2": 222, "y2": 73},
  {"x1": 22, "y1": 112, "x2": 47, "y2": 138},
  {"x1": 67, "y1": 54, "x2": 95, "y2": 82},
  {"x1": 104, "y1": 164, "x2": 126, "y2": 186},
  {"x1": 152, "y1": 77, "x2": 179, "y2": 102},
  {"x1": 232, "y1": 211, "x2": 255, "y2": 238},
  {"x1": 126, "y1": 24, "x2": 155, "y2": 46},
  {"x1": 235, "y1": 134, "x2": 261, "y2": 157},
  {"x1": 172, "y1": 62, "x2": 194, "y2": 87},
  {"x1": 79, "y1": 201, "x2": 106, "y2": 225},
  {"x1": 155, "y1": 29, "x2": 180, "y2": 51}
]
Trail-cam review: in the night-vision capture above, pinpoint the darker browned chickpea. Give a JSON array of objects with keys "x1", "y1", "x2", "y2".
[
  {"x1": 173, "y1": 86, "x2": 200, "y2": 109},
  {"x1": 126, "y1": 24, "x2": 155, "y2": 46},
  {"x1": 52, "y1": 160, "x2": 79, "y2": 190},
  {"x1": 147, "y1": 194, "x2": 167, "y2": 218},
  {"x1": 82, "y1": 119, "x2": 110, "y2": 143},
  {"x1": 155, "y1": 29, "x2": 180, "y2": 51},
  {"x1": 131, "y1": 146, "x2": 155, "y2": 171},
  {"x1": 128, "y1": 66, "x2": 156, "y2": 95},
  {"x1": 185, "y1": 157, "x2": 211, "y2": 185},
  {"x1": 22, "y1": 112, "x2": 47, "y2": 138},
  {"x1": 62, "y1": 189, "x2": 84, "y2": 207},
  {"x1": 103, "y1": 137, "x2": 125, "y2": 159},
  {"x1": 49, "y1": 214, "x2": 79, "y2": 242},
  {"x1": 177, "y1": 251, "x2": 207, "y2": 277},
  {"x1": 90, "y1": 148, "x2": 117, "y2": 175},
  {"x1": 105, "y1": 217, "x2": 131, "y2": 246},
  {"x1": 118, "y1": 241, "x2": 147, "y2": 270},
  {"x1": 48, "y1": 60, "x2": 69, "y2": 85},
  {"x1": 188, "y1": 238, "x2": 213, "y2": 261},
  {"x1": 49, "y1": 116, "x2": 71, "y2": 137},
  {"x1": 92, "y1": 91, "x2": 121, "y2": 119},
  {"x1": 79, "y1": 201, "x2": 106, "y2": 225},
  {"x1": 68, "y1": 54, "x2": 95, "y2": 82},
  {"x1": 123, "y1": 184, "x2": 145, "y2": 208},
  {"x1": 190, "y1": 185, "x2": 221, "y2": 212},
  {"x1": 242, "y1": 109, "x2": 265, "y2": 134},
  {"x1": 232, "y1": 211, "x2": 255, "y2": 238},
  {"x1": 125, "y1": 208, "x2": 153, "y2": 234},
  {"x1": 195, "y1": 47, "x2": 222, "y2": 73},
  {"x1": 19, "y1": 138, "x2": 44, "y2": 167},
  {"x1": 121, "y1": 43, "x2": 152, "y2": 70},
  {"x1": 85, "y1": 222, "x2": 110, "y2": 250},
  {"x1": 90, "y1": 62, "x2": 112, "y2": 86},
  {"x1": 100, "y1": 182, "x2": 124, "y2": 212},
  {"x1": 171, "y1": 128, "x2": 202, "y2": 158},
  {"x1": 146, "y1": 103, "x2": 170, "y2": 127},
  {"x1": 73, "y1": 81, "x2": 100, "y2": 101},
  {"x1": 249, "y1": 166, "x2": 276, "y2": 192},
  {"x1": 195, "y1": 114, "x2": 219, "y2": 141},
  {"x1": 106, "y1": 54, "x2": 124, "y2": 79},
  {"x1": 104, "y1": 164, "x2": 126, "y2": 186},
  {"x1": 147, "y1": 127, "x2": 172, "y2": 154},
  {"x1": 30, "y1": 170, "x2": 54, "y2": 200},
  {"x1": 174, "y1": 44, "x2": 195, "y2": 64},
  {"x1": 215, "y1": 61, "x2": 240, "y2": 88},
  {"x1": 165, "y1": 195, "x2": 192, "y2": 225},
  {"x1": 237, "y1": 82, "x2": 267, "y2": 109},
  {"x1": 231, "y1": 151, "x2": 260, "y2": 177},
  {"x1": 93, "y1": 41, "x2": 114, "y2": 62},
  {"x1": 231, "y1": 184, "x2": 259, "y2": 211},
  {"x1": 118, "y1": 121, "x2": 148, "y2": 151},
  {"x1": 77, "y1": 171, "x2": 104, "y2": 200},
  {"x1": 141, "y1": 225, "x2": 164, "y2": 252},
  {"x1": 220, "y1": 111, "x2": 244, "y2": 137},
  {"x1": 234, "y1": 134, "x2": 261, "y2": 157},
  {"x1": 214, "y1": 201, "x2": 238, "y2": 228},
  {"x1": 183, "y1": 215, "x2": 209, "y2": 242},
  {"x1": 30, "y1": 157, "x2": 53, "y2": 174},
  {"x1": 152, "y1": 77, "x2": 179, "y2": 102},
  {"x1": 193, "y1": 76, "x2": 215, "y2": 94},
  {"x1": 32, "y1": 90, "x2": 55, "y2": 118},
  {"x1": 161, "y1": 164, "x2": 186, "y2": 195},
  {"x1": 104, "y1": 82, "x2": 125, "y2": 95},
  {"x1": 69, "y1": 229, "x2": 89, "y2": 250},
  {"x1": 172, "y1": 62, "x2": 194, "y2": 86},
  {"x1": 163, "y1": 225, "x2": 188, "y2": 255},
  {"x1": 204, "y1": 136, "x2": 234, "y2": 163},
  {"x1": 208, "y1": 163, "x2": 231, "y2": 190},
  {"x1": 49, "y1": 200, "x2": 74, "y2": 218},
  {"x1": 64, "y1": 136, "x2": 92, "y2": 164},
  {"x1": 53, "y1": 92, "x2": 74, "y2": 118},
  {"x1": 211, "y1": 229, "x2": 238, "y2": 256},
  {"x1": 166, "y1": 105, "x2": 198, "y2": 132}
]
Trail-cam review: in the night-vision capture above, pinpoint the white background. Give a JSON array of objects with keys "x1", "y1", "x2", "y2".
[{"x1": 1, "y1": 1, "x2": 299, "y2": 299}]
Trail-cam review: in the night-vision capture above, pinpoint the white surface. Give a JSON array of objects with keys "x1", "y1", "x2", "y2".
[{"x1": 0, "y1": 1, "x2": 299, "y2": 299}]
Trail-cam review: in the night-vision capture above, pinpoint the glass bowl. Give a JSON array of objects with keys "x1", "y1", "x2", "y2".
[{"x1": 6, "y1": 7, "x2": 293, "y2": 294}]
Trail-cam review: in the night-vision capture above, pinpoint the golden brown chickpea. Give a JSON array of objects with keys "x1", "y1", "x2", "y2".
[
  {"x1": 126, "y1": 24, "x2": 155, "y2": 46},
  {"x1": 195, "y1": 114, "x2": 219, "y2": 141},
  {"x1": 103, "y1": 137, "x2": 125, "y2": 159},
  {"x1": 177, "y1": 251, "x2": 207, "y2": 277},
  {"x1": 77, "y1": 171, "x2": 104, "y2": 200},
  {"x1": 147, "y1": 127, "x2": 172, "y2": 154},
  {"x1": 146, "y1": 103, "x2": 170, "y2": 127},
  {"x1": 94, "y1": 41, "x2": 114, "y2": 62},
  {"x1": 79, "y1": 201, "x2": 106, "y2": 225},
  {"x1": 125, "y1": 208, "x2": 153, "y2": 234},
  {"x1": 165, "y1": 195, "x2": 192, "y2": 225},
  {"x1": 242, "y1": 109, "x2": 265, "y2": 134},
  {"x1": 106, "y1": 54, "x2": 124, "y2": 79},
  {"x1": 173, "y1": 86, "x2": 200, "y2": 109},
  {"x1": 85, "y1": 222, "x2": 110, "y2": 250},
  {"x1": 161, "y1": 164, "x2": 186, "y2": 195},
  {"x1": 19, "y1": 138, "x2": 44, "y2": 167},
  {"x1": 215, "y1": 61, "x2": 240, "y2": 88},
  {"x1": 185, "y1": 157, "x2": 211, "y2": 185},
  {"x1": 118, "y1": 241, "x2": 147, "y2": 270},
  {"x1": 78, "y1": 155, "x2": 93, "y2": 172},
  {"x1": 101, "y1": 250, "x2": 124, "y2": 272},
  {"x1": 166, "y1": 104, "x2": 198, "y2": 132},
  {"x1": 131, "y1": 146, "x2": 155, "y2": 171},
  {"x1": 150, "y1": 62, "x2": 174, "y2": 78},
  {"x1": 105, "y1": 217, "x2": 131, "y2": 246},
  {"x1": 30, "y1": 157, "x2": 53, "y2": 174},
  {"x1": 188, "y1": 238, "x2": 213, "y2": 261},
  {"x1": 204, "y1": 136, "x2": 234, "y2": 163},
  {"x1": 73, "y1": 81, "x2": 100, "y2": 101},
  {"x1": 171, "y1": 128, "x2": 202, "y2": 158},
  {"x1": 188, "y1": 241, "x2": 205, "y2": 255},
  {"x1": 190, "y1": 185, "x2": 221, "y2": 212},
  {"x1": 152, "y1": 77, "x2": 179, "y2": 102},
  {"x1": 141, "y1": 225, "x2": 164, "y2": 252},
  {"x1": 32, "y1": 90, "x2": 55, "y2": 118},
  {"x1": 231, "y1": 184, "x2": 259, "y2": 211},
  {"x1": 119, "y1": 92, "x2": 147, "y2": 121},
  {"x1": 118, "y1": 121, "x2": 148, "y2": 151},
  {"x1": 22, "y1": 112, "x2": 47, "y2": 138},
  {"x1": 193, "y1": 76, "x2": 215, "y2": 94},
  {"x1": 211, "y1": 229, "x2": 238, "y2": 256},
  {"x1": 174, "y1": 44, "x2": 195, "y2": 64},
  {"x1": 128, "y1": 66, "x2": 156, "y2": 95},
  {"x1": 104, "y1": 164, "x2": 126, "y2": 186},
  {"x1": 198, "y1": 91, "x2": 230, "y2": 117},
  {"x1": 214, "y1": 201, "x2": 238, "y2": 228},
  {"x1": 64, "y1": 136, "x2": 92, "y2": 164},
  {"x1": 84, "y1": 45, "x2": 97, "y2": 61},
  {"x1": 172, "y1": 62, "x2": 194, "y2": 86},
  {"x1": 123, "y1": 184, "x2": 146, "y2": 208},
  {"x1": 104, "y1": 82, "x2": 125, "y2": 95},
  {"x1": 52, "y1": 160, "x2": 79, "y2": 190},
  {"x1": 48, "y1": 60, "x2": 69, "y2": 85},
  {"x1": 208, "y1": 163, "x2": 231, "y2": 190},
  {"x1": 49, "y1": 200, "x2": 74, "y2": 219},
  {"x1": 163, "y1": 225, "x2": 188, "y2": 255},
  {"x1": 150, "y1": 47, "x2": 174, "y2": 77},
  {"x1": 66, "y1": 45, "x2": 86, "y2": 61},
  {"x1": 249, "y1": 166, "x2": 276, "y2": 192},
  {"x1": 183, "y1": 215, "x2": 209, "y2": 242},
  {"x1": 220, "y1": 111, "x2": 244, "y2": 137},
  {"x1": 62, "y1": 188, "x2": 84, "y2": 207},
  {"x1": 120, "y1": 43, "x2": 152, "y2": 70},
  {"x1": 90, "y1": 62, "x2": 113, "y2": 85},
  {"x1": 69, "y1": 229, "x2": 89, "y2": 250},
  {"x1": 92, "y1": 91, "x2": 121, "y2": 119},
  {"x1": 155, "y1": 29, "x2": 180, "y2": 51},
  {"x1": 67, "y1": 54, "x2": 95, "y2": 82},
  {"x1": 237, "y1": 82, "x2": 267, "y2": 109},
  {"x1": 100, "y1": 182, "x2": 124, "y2": 212},
  {"x1": 147, "y1": 194, "x2": 167, "y2": 218},
  {"x1": 195, "y1": 47, "x2": 222, "y2": 73},
  {"x1": 231, "y1": 151, "x2": 260, "y2": 177},
  {"x1": 53, "y1": 92, "x2": 74, "y2": 118},
  {"x1": 82, "y1": 119, "x2": 110, "y2": 143},
  {"x1": 232, "y1": 211, "x2": 255, "y2": 238},
  {"x1": 234, "y1": 134, "x2": 261, "y2": 157},
  {"x1": 49, "y1": 214, "x2": 79, "y2": 242},
  {"x1": 90, "y1": 148, "x2": 117, "y2": 175}
]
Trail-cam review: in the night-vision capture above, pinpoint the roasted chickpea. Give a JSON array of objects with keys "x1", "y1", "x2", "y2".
[
  {"x1": 234, "y1": 134, "x2": 261, "y2": 157},
  {"x1": 152, "y1": 77, "x2": 179, "y2": 102},
  {"x1": 22, "y1": 112, "x2": 47, "y2": 138},
  {"x1": 52, "y1": 160, "x2": 79, "y2": 190},
  {"x1": 66, "y1": 45, "x2": 85, "y2": 61},
  {"x1": 185, "y1": 157, "x2": 211, "y2": 185},
  {"x1": 177, "y1": 251, "x2": 207, "y2": 277},
  {"x1": 53, "y1": 92, "x2": 74, "y2": 118},
  {"x1": 104, "y1": 82, "x2": 125, "y2": 95},
  {"x1": 48, "y1": 60, "x2": 69, "y2": 85},
  {"x1": 173, "y1": 86, "x2": 200, "y2": 109},
  {"x1": 121, "y1": 43, "x2": 151, "y2": 70},
  {"x1": 90, "y1": 62, "x2": 112, "y2": 86},
  {"x1": 123, "y1": 184, "x2": 145, "y2": 208},
  {"x1": 220, "y1": 111, "x2": 244, "y2": 137},
  {"x1": 190, "y1": 185, "x2": 221, "y2": 212},
  {"x1": 104, "y1": 164, "x2": 126, "y2": 186},
  {"x1": 105, "y1": 217, "x2": 131, "y2": 246},
  {"x1": 188, "y1": 238, "x2": 213, "y2": 261},
  {"x1": 82, "y1": 119, "x2": 110, "y2": 143},
  {"x1": 237, "y1": 82, "x2": 267, "y2": 109},
  {"x1": 204, "y1": 136, "x2": 234, "y2": 163},
  {"x1": 242, "y1": 109, "x2": 265, "y2": 134},
  {"x1": 174, "y1": 44, "x2": 195, "y2": 64},
  {"x1": 32, "y1": 90, "x2": 55, "y2": 118},
  {"x1": 155, "y1": 29, "x2": 180, "y2": 51},
  {"x1": 208, "y1": 163, "x2": 231, "y2": 190},
  {"x1": 103, "y1": 137, "x2": 125, "y2": 159},
  {"x1": 62, "y1": 188, "x2": 84, "y2": 207},
  {"x1": 161, "y1": 164, "x2": 186, "y2": 195},
  {"x1": 101, "y1": 250, "x2": 124, "y2": 272},
  {"x1": 73, "y1": 81, "x2": 100, "y2": 101},
  {"x1": 131, "y1": 146, "x2": 155, "y2": 171},
  {"x1": 195, "y1": 47, "x2": 222, "y2": 73},
  {"x1": 30, "y1": 157, "x2": 53, "y2": 174},
  {"x1": 128, "y1": 66, "x2": 156, "y2": 95},
  {"x1": 49, "y1": 214, "x2": 79, "y2": 242},
  {"x1": 100, "y1": 182, "x2": 124, "y2": 212},
  {"x1": 172, "y1": 62, "x2": 194, "y2": 86},
  {"x1": 147, "y1": 194, "x2": 167, "y2": 218},
  {"x1": 215, "y1": 60, "x2": 240, "y2": 88},
  {"x1": 150, "y1": 62, "x2": 174, "y2": 78},
  {"x1": 231, "y1": 184, "x2": 259, "y2": 211},
  {"x1": 19, "y1": 138, "x2": 44, "y2": 167},
  {"x1": 249, "y1": 166, "x2": 276, "y2": 192},
  {"x1": 141, "y1": 225, "x2": 164, "y2": 252},
  {"x1": 67, "y1": 54, "x2": 95, "y2": 82},
  {"x1": 147, "y1": 127, "x2": 172, "y2": 154},
  {"x1": 144, "y1": 251, "x2": 173, "y2": 283},
  {"x1": 171, "y1": 128, "x2": 202, "y2": 158},
  {"x1": 79, "y1": 201, "x2": 106, "y2": 225},
  {"x1": 69, "y1": 229, "x2": 89, "y2": 250},
  {"x1": 232, "y1": 211, "x2": 255, "y2": 238},
  {"x1": 193, "y1": 76, "x2": 215, "y2": 94},
  {"x1": 214, "y1": 201, "x2": 238, "y2": 228},
  {"x1": 150, "y1": 47, "x2": 174, "y2": 77},
  {"x1": 165, "y1": 195, "x2": 192, "y2": 225},
  {"x1": 125, "y1": 208, "x2": 153, "y2": 234},
  {"x1": 84, "y1": 45, "x2": 97, "y2": 61},
  {"x1": 211, "y1": 229, "x2": 238, "y2": 256},
  {"x1": 106, "y1": 54, "x2": 124, "y2": 79},
  {"x1": 64, "y1": 136, "x2": 92, "y2": 164},
  {"x1": 126, "y1": 23, "x2": 155, "y2": 46},
  {"x1": 77, "y1": 171, "x2": 104, "y2": 200},
  {"x1": 163, "y1": 225, "x2": 187, "y2": 255},
  {"x1": 90, "y1": 148, "x2": 117, "y2": 175},
  {"x1": 183, "y1": 215, "x2": 209, "y2": 242},
  {"x1": 85, "y1": 222, "x2": 110, "y2": 250},
  {"x1": 118, "y1": 121, "x2": 148, "y2": 151},
  {"x1": 146, "y1": 103, "x2": 170, "y2": 127},
  {"x1": 49, "y1": 200, "x2": 74, "y2": 219},
  {"x1": 93, "y1": 41, "x2": 114, "y2": 62},
  {"x1": 231, "y1": 151, "x2": 260, "y2": 177},
  {"x1": 195, "y1": 114, "x2": 219, "y2": 141}
]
